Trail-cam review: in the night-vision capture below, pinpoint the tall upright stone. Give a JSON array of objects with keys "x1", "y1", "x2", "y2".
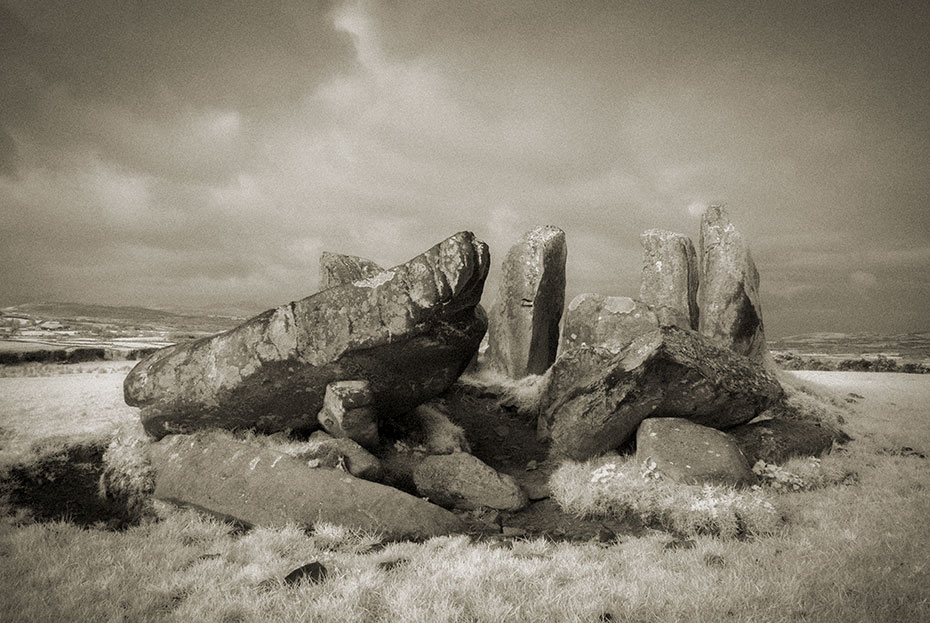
[
  {"x1": 319, "y1": 252, "x2": 383, "y2": 290},
  {"x1": 639, "y1": 229, "x2": 699, "y2": 329},
  {"x1": 698, "y1": 206, "x2": 767, "y2": 362},
  {"x1": 486, "y1": 226, "x2": 567, "y2": 378}
]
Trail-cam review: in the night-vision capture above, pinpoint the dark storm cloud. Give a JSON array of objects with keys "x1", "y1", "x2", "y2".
[{"x1": 1, "y1": 0, "x2": 928, "y2": 335}]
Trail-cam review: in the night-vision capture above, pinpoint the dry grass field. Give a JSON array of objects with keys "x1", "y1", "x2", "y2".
[{"x1": 1, "y1": 364, "x2": 928, "y2": 622}]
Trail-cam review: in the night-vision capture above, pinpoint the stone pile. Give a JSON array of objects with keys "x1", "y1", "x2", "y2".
[{"x1": 122, "y1": 208, "x2": 836, "y2": 539}]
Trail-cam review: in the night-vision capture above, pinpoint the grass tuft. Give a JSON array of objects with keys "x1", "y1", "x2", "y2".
[{"x1": 549, "y1": 453, "x2": 784, "y2": 538}]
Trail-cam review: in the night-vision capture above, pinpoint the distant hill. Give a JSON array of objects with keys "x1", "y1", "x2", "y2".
[
  {"x1": 1, "y1": 302, "x2": 246, "y2": 334},
  {"x1": 769, "y1": 331, "x2": 930, "y2": 363}
]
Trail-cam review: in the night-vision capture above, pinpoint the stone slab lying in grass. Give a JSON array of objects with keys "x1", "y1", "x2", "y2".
[
  {"x1": 147, "y1": 432, "x2": 464, "y2": 540},
  {"x1": 543, "y1": 326, "x2": 785, "y2": 460},
  {"x1": 124, "y1": 232, "x2": 490, "y2": 439},
  {"x1": 413, "y1": 452, "x2": 528, "y2": 511},
  {"x1": 636, "y1": 418, "x2": 756, "y2": 487},
  {"x1": 727, "y1": 417, "x2": 850, "y2": 465}
]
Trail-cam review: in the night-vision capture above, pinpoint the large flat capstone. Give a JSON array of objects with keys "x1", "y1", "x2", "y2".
[
  {"x1": 543, "y1": 326, "x2": 785, "y2": 460},
  {"x1": 147, "y1": 432, "x2": 464, "y2": 539},
  {"x1": 125, "y1": 232, "x2": 490, "y2": 439}
]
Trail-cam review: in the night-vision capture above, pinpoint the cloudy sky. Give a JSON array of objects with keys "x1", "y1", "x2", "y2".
[{"x1": 1, "y1": 1, "x2": 928, "y2": 336}]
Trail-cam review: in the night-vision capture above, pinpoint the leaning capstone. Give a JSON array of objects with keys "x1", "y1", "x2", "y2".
[
  {"x1": 147, "y1": 432, "x2": 463, "y2": 539},
  {"x1": 412, "y1": 452, "x2": 528, "y2": 511},
  {"x1": 636, "y1": 418, "x2": 756, "y2": 487},
  {"x1": 639, "y1": 229, "x2": 699, "y2": 329},
  {"x1": 560, "y1": 294, "x2": 658, "y2": 354},
  {"x1": 125, "y1": 232, "x2": 490, "y2": 439},
  {"x1": 319, "y1": 252, "x2": 383, "y2": 290},
  {"x1": 698, "y1": 206, "x2": 766, "y2": 361},
  {"x1": 486, "y1": 226, "x2": 567, "y2": 378},
  {"x1": 318, "y1": 380, "x2": 379, "y2": 451},
  {"x1": 543, "y1": 326, "x2": 784, "y2": 460}
]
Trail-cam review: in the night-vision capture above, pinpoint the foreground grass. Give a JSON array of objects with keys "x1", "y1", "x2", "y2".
[{"x1": 1, "y1": 371, "x2": 929, "y2": 622}]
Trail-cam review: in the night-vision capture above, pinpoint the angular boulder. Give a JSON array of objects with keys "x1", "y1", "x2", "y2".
[
  {"x1": 636, "y1": 418, "x2": 756, "y2": 487},
  {"x1": 560, "y1": 294, "x2": 658, "y2": 354},
  {"x1": 543, "y1": 326, "x2": 784, "y2": 460},
  {"x1": 486, "y1": 226, "x2": 567, "y2": 378},
  {"x1": 639, "y1": 229, "x2": 699, "y2": 329},
  {"x1": 318, "y1": 252, "x2": 383, "y2": 291},
  {"x1": 147, "y1": 432, "x2": 464, "y2": 539},
  {"x1": 727, "y1": 417, "x2": 850, "y2": 465},
  {"x1": 299, "y1": 431, "x2": 383, "y2": 481},
  {"x1": 698, "y1": 206, "x2": 767, "y2": 361},
  {"x1": 125, "y1": 232, "x2": 490, "y2": 439},
  {"x1": 413, "y1": 452, "x2": 528, "y2": 511},
  {"x1": 317, "y1": 380, "x2": 379, "y2": 451}
]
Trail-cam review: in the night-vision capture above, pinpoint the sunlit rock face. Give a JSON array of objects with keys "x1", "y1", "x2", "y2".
[
  {"x1": 559, "y1": 294, "x2": 659, "y2": 355},
  {"x1": 698, "y1": 206, "x2": 767, "y2": 362},
  {"x1": 125, "y1": 232, "x2": 490, "y2": 439},
  {"x1": 318, "y1": 252, "x2": 383, "y2": 291},
  {"x1": 486, "y1": 226, "x2": 567, "y2": 378},
  {"x1": 639, "y1": 229, "x2": 699, "y2": 330}
]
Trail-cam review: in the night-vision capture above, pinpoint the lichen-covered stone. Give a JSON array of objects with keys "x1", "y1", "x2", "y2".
[
  {"x1": 636, "y1": 418, "x2": 756, "y2": 487},
  {"x1": 486, "y1": 226, "x2": 567, "y2": 378},
  {"x1": 125, "y1": 232, "x2": 490, "y2": 439},
  {"x1": 147, "y1": 432, "x2": 463, "y2": 539},
  {"x1": 698, "y1": 206, "x2": 766, "y2": 361},
  {"x1": 413, "y1": 452, "x2": 528, "y2": 511},
  {"x1": 639, "y1": 229, "x2": 699, "y2": 329},
  {"x1": 727, "y1": 417, "x2": 850, "y2": 465},
  {"x1": 317, "y1": 380, "x2": 379, "y2": 451},
  {"x1": 318, "y1": 252, "x2": 383, "y2": 290},
  {"x1": 543, "y1": 326, "x2": 784, "y2": 460},
  {"x1": 560, "y1": 294, "x2": 658, "y2": 354}
]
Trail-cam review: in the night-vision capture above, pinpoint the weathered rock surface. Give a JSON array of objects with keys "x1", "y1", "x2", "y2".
[
  {"x1": 543, "y1": 326, "x2": 785, "y2": 460},
  {"x1": 147, "y1": 432, "x2": 464, "y2": 539},
  {"x1": 727, "y1": 417, "x2": 850, "y2": 465},
  {"x1": 639, "y1": 229, "x2": 699, "y2": 329},
  {"x1": 413, "y1": 452, "x2": 528, "y2": 511},
  {"x1": 318, "y1": 252, "x2": 383, "y2": 290},
  {"x1": 125, "y1": 232, "x2": 490, "y2": 439},
  {"x1": 636, "y1": 418, "x2": 756, "y2": 487},
  {"x1": 560, "y1": 294, "x2": 659, "y2": 354},
  {"x1": 298, "y1": 431, "x2": 383, "y2": 481},
  {"x1": 698, "y1": 206, "x2": 767, "y2": 361},
  {"x1": 486, "y1": 226, "x2": 567, "y2": 378},
  {"x1": 317, "y1": 380, "x2": 379, "y2": 451}
]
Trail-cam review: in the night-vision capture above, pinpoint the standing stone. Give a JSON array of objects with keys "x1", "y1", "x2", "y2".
[
  {"x1": 125, "y1": 232, "x2": 490, "y2": 439},
  {"x1": 318, "y1": 380, "x2": 379, "y2": 451},
  {"x1": 543, "y1": 326, "x2": 784, "y2": 460},
  {"x1": 147, "y1": 432, "x2": 463, "y2": 539},
  {"x1": 560, "y1": 294, "x2": 658, "y2": 354},
  {"x1": 319, "y1": 252, "x2": 383, "y2": 291},
  {"x1": 698, "y1": 206, "x2": 767, "y2": 361},
  {"x1": 636, "y1": 418, "x2": 756, "y2": 487},
  {"x1": 639, "y1": 230, "x2": 699, "y2": 329},
  {"x1": 486, "y1": 226, "x2": 567, "y2": 378}
]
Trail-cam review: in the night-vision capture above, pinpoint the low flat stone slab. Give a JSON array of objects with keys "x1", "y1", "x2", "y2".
[
  {"x1": 147, "y1": 432, "x2": 464, "y2": 540},
  {"x1": 413, "y1": 452, "x2": 528, "y2": 511},
  {"x1": 636, "y1": 418, "x2": 755, "y2": 487},
  {"x1": 543, "y1": 326, "x2": 785, "y2": 460},
  {"x1": 727, "y1": 417, "x2": 850, "y2": 464}
]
